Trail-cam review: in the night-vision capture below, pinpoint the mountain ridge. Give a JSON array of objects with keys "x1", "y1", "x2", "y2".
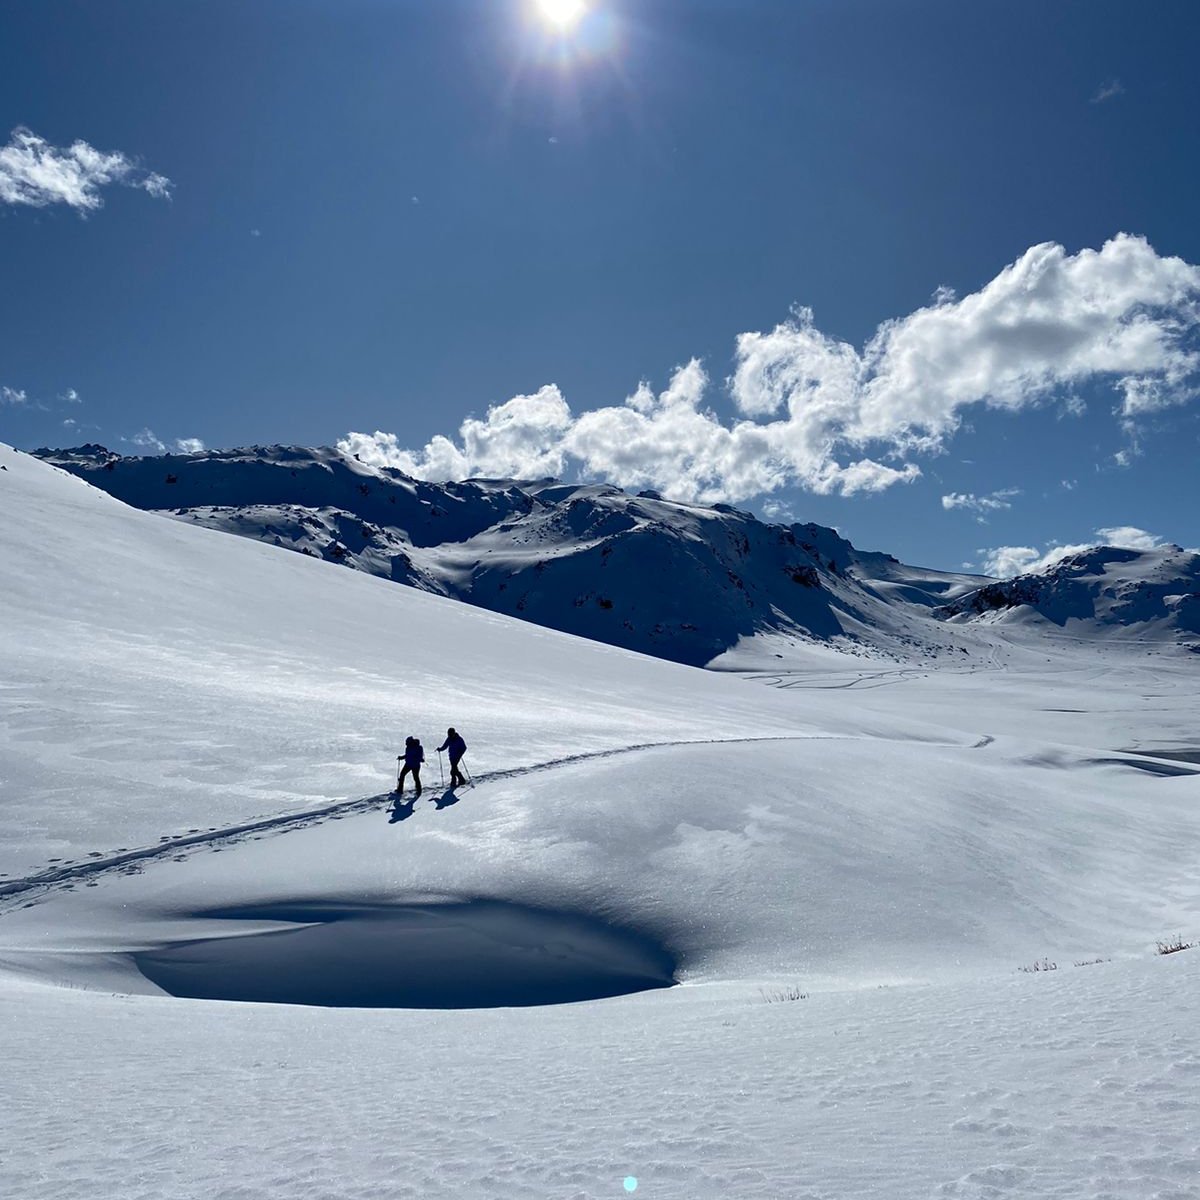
[{"x1": 32, "y1": 443, "x2": 1199, "y2": 664}]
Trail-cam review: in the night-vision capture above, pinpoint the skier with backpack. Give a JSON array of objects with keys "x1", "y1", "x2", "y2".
[
  {"x1": 395, "y1": 735, "x2": 425, "y2": 799},
  {"x1": 437, "y1": 727, "x2": 468, "y2": 788}
]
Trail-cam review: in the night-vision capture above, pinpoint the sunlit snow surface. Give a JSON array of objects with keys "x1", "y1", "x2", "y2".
[{"x1": 2, "y1": 443, "x2": 1199, "y2": 1198}]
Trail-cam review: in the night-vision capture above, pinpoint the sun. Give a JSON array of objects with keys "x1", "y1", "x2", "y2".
[{"x1": 534, "y1": 0, "x2": 588, "y2": 31}]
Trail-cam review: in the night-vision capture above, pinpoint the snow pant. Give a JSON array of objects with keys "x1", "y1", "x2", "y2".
[
  {"x1": 397, "y1": 764, "x2": 422, "y2": 797},
  {"x1": 449, "y1": 756, "x2": 466, "y2": 787}
]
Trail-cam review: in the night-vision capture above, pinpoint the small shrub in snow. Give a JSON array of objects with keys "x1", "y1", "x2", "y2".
[
  {"x1": 1017, "y1": 957, "x2": 1057, "y2": 973},
  {"x1": 759, "y1": 985, "x2": 808, "y2": 1003},
  {"x1": 1072, "y1": 957, "x2": 1110, "y2": 967},
  {"x1": 1155, "y1": 934, "x2": 1196, "y2": 956}
]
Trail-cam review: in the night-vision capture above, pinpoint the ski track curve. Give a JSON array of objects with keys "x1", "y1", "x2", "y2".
[{"x1": 0, "y1": 734, "x2": 833, "y2": 913}]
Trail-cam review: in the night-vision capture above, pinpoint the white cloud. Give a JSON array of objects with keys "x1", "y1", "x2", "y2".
[
  {"x1": 126, "y1": 430, "x2": 205, "y2": 455},
  {"x1": 1091, "y1": 79, "x2": 1125, "y2": 104},
  {"x1": 1, "y1": 386, "x2": 27, "y2": 406},
  {"x1": 59, "y1": 388, "x2": 81, "y2": 404},
  {"x1": 941, "y1": 488, "x2": 1021, "y2": 514},
  {"x1": 1113, "y1": 441, "x2": 1142, "y2": 468},
  {"x1": 980, "y1": 526, "x2": 1168, "y2": 578},
  {"x1": 980, "y1": 545, "x2": 1043, "y2": 577},
  {"x1": 761, "y1": 499, "x2": 797, "y2": 523},
  {"x1": 1094, "y1": 525, "x2": 1164, "y2": 551},
  {"x1": 0, "y1": 126, "x2": 172, "y2": 212},
  {"x1": 130, "y1": 428, "x2": 167, "y2": 452},
  {"x1": 342, "y1": 235, "x2": 1200, "y2": 504}
]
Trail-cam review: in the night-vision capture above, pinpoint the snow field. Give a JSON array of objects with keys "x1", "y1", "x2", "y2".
[
  {"x1": 2, "y1": 952, "x2": 1198, "y2": 1199},
  {"x1": 4, "y1": 443, "x2": 1200, "y2": 1199}
]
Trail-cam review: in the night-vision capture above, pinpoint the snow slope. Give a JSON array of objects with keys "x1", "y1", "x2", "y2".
[
  {"x1": 1, "y1": 442, "x2": 860, "y2": 876},
  {"x1": 3, "y1": 443, "x2": 1200, "y2": 1199}
]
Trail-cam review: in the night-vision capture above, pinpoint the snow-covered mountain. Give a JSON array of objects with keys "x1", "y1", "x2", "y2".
[
  {"x1": 941, "y1": 544, "x2": 1200, "y2": 641},
  {"x1": 33, "y1": 443, "x2": 993, "y2": 665},
  {"x1": 37, "y1": 443, "x2": 1200, "y2": 665}
]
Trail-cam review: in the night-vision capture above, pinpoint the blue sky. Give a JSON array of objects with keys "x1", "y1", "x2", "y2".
[{"x1": 2, "y1": 0, "x2": 1198, "y2": 573}]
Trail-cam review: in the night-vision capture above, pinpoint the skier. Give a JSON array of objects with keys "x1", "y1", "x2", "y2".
[
  {"x1": 396, "y1": 735, "x2": 425, "y2": 799},
  {"x1": 437, "y1": 727, "x2": 468, "y2": 788}
]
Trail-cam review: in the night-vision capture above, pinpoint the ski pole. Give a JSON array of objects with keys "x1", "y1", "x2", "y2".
[
  {"x1": 462, "y1": 756, "x2": 472, "y2": 785},
  {"x1": 437, "y1": 748, "x2": 445, "y2": 788},
  {"x1": 395, "y1": 755, "x2": 402, "y2": 792}
]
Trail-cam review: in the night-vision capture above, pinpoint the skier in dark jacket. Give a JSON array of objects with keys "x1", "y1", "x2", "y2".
[
  {"x1": 396, "y1": 736, "x2": 425, "y2": 799},
  {"x1": 437, "y1": 727, "x2": 468, "y2": 788}
]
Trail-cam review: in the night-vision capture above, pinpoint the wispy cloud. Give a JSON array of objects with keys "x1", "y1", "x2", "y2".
[
  {"x1": 942, "y1": 488, "x2": 1021, "y2": 514},
  {"x1": 2, "y1": 383, "x2": 83, "y2": 413},
  {"x1": 128, "y1": 429, "x2": 206, "y2": 455},
  {"x1": 1091, "y1": 78, "x2": 1125, "y2": 104},
  {"x1": 131, "y1": 428, "x2": 167, "y2": 452},
  {"x1": 980, "y1": 525, "x2": 1168, "y2": 577},
  {"x1": 761, "y1": 499, "x2": 798, "y2": 523},
  {"x1": 0, "y1": 126, "x2": 172, "y2": 212},
  {"x1": 342, "y1": 235, "x2": 1200, "y2": 505}
]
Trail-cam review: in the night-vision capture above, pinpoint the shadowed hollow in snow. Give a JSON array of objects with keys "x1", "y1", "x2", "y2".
[{"x1": 134, "y1": 899, "x2": 678, "y2": 1008}]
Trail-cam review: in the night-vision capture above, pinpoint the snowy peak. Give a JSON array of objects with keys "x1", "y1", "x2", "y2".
[{"x1": 941, "y1": 544, "x2": 1200, "y2": 638}]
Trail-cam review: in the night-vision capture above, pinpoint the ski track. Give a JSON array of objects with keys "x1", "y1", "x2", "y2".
[{"x1": 0, "y1": 734, "x2": 832, "y2": 912}]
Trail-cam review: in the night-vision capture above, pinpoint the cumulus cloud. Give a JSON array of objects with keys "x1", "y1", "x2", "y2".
[
  {"x1": 1, "y1": 386, "x2": 28, "y2": 406},
  {"x1": 342, "y1": 234, "x2": 1200, "y2": 504},
  {"x1": 0, "y1": 126, "x2": 172, "y2": 212},
  {"x1": 980, "y1": 526, "x2": 1168, "y2": 577},
  {"x1": 174, "y1": 437, "x2": 206, "y2": 454},
  {"x1": 942, "y1": 488, "x2": 1021, "y2": 514}
]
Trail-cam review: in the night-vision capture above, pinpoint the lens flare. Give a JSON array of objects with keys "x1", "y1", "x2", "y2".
[{"x1": 535, "y1": 0, "x2": 587, "y2": 30}]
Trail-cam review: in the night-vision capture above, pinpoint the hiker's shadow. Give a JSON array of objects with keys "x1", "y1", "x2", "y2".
[
  {"x1": 388, "y1": 796, "x2": 417, "y2": 823},
  {"x1": 387, "y1": 788, "x2": 462, "y2": 822}
]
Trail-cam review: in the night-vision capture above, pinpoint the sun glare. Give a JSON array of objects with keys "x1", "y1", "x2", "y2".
[{"x1": 535, "y1": 0, "x2": 588, "y2": 31}]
